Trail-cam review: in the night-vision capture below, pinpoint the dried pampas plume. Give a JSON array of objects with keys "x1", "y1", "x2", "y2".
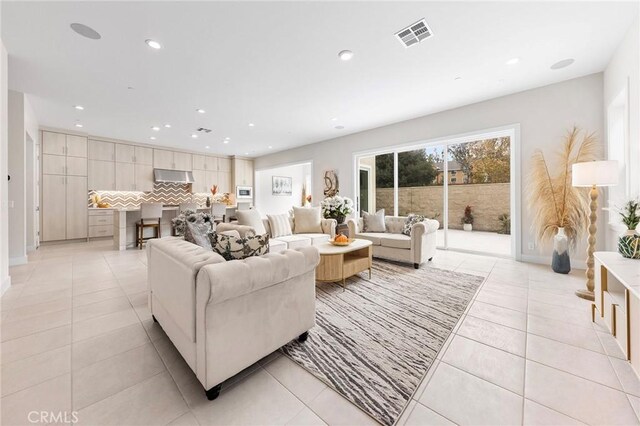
[{"x1": 528, "y1": 126, "x2": 599, "y2": 249}]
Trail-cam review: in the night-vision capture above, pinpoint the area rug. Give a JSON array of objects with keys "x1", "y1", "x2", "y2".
[{"x1": 281, "y1": 260, "x2": 484, "y2": 425}]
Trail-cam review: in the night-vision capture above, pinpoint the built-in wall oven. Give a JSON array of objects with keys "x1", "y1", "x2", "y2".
[{"x1": 236, "y1": 186, "x2": 253, "y2": 199}]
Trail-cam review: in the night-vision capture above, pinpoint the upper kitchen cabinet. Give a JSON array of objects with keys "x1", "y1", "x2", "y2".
[
  {"x1": 193, "y1": 155, "x2": 218, "y2": 171},
  {"x1": 218, "y1": 157, "x2": 231, "y2": 172},
  {"x1": 233, "y1": 158, "x2": 254, "y2": 187},
  {"x1": 42, "y1": 131, "x2": 87, "y2": 157},
  {"x1": 174, "y1": 151, "x2": 193, "y2": 171},
  {"x1": 88, "y1": 160, "x2": 115, "y2": 190},
  {"x1": 88, "y1": 139, "x2": 115, "y2": 161},
  {"x1": 115, "y1": 144, "x2": 135, "y2": 163},
  {"x1": 153, "y1": 149, "x2": 174, "y2": 169},
  {"x1": 66, "y1": 135, "x2": 88, "y2": 157},
  {"x1": 153, "y1": 149, "x2": 192, "y2": 171},
  {"x1": 135, "y1": 146, "x2": 153, "y2": 165}
]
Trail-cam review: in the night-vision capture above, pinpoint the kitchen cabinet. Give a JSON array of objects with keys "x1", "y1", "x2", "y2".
[
  {"x1": 135, "y1": 164, "x2": 154, "y2": 192},
  {"x1": 115, "y1": 144, "x2": 135, "y2": 163},
  {"x1": 66, "y1": 157, "x2": 87, "y2": 176},
  {"x1": 233, "y1": 158, "x2": 254, "y2": 187},
  {"x1": 193, "y1": 155, "x2": 218, "y2": 171},
  {"x1": 191, "y1": 169, "x2": 206, "y2": 194},
  {"x1": 115, "y1": 162, "x2": 136, "y2": 191},
  {"x1": 135, "y1": 146, "x2": 153, "y2": 165},
  {"x1": 218, "y1": 157, "x2": 231, "y2": 172},
  {"x1": 217, "y1": 171, "x2": 231, "y2": 194},
  {"x1": 42, "y1": 154, "x2": 66, "y2": 175},
  {"x1": 41, "y1": 174, "x2": 87, "y2": 241},
  {"x1": 174, "y1": 151, "x2": 193, "y2": 171},
  {"x1": 66, "y1": 176, "x2": 88, "y2": 239},
  {"x1": 88, "y1": 209, "x2": 114, "y2": 238},
  {"x1": 153, "y1": 149, "x2": 174, "y2": 169},
  {"x1": 88, "y1": 140, "x2": 115, "y2": 161},
  {"x1": 41, "y1": 174, "x2": 67, "y2": 241},
  {"x1": 42, "y1": 131, "x2": 87, "y2": 158},
  {"x1": 88, "y1": 160, "x2": 115, "y2": 190}
]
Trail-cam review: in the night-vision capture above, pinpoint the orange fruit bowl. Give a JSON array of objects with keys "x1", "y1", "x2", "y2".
[{"x1": 329, "y1": 238, "x2": 355, "y2": 246}]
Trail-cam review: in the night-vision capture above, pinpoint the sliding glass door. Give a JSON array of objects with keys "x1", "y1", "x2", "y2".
[{"x1": 356, "y1": 130, "x2": 514, "y2": 257}]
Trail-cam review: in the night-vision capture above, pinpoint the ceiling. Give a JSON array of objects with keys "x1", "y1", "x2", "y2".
[{"x1": 3, "y1": 1, "x2": 637, "y2": 157}]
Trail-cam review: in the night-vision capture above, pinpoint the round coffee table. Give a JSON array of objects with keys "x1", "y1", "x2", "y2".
[{"x1": 315, "y1": 239, "x2": 373, "y2": 288}]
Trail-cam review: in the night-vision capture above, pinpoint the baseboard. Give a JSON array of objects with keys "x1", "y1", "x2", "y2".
[
  {"x1": 1, "y1": 275, "x2": 11, "y2": 296},
  {"x1": 9, "y1": 256, "x2": 28, "y2": 266}
]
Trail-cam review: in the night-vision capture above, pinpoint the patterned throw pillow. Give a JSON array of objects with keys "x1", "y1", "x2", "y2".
[
  {"x1": 184, "y1": 221, "x2": 214, "y2": 250},
  {"x1": 402, "y1": 214, "x2": 426, "y2": 236},
  {"x1": 210, "y1": 232, "x2": 270, "y2": 261}
]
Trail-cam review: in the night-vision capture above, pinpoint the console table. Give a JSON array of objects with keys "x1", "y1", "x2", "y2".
[{"x1": 593, "y1": 252, "x2": 640, "y2": 377}]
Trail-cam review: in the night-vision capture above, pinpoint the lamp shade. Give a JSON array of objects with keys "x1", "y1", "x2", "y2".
[{"x1": 572, "y1": 160, "x2": 619, "y2": 187}]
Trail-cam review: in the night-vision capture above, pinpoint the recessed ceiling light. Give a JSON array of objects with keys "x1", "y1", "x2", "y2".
[
  {"x1": 191, "y1": 134, "x2": 198, "y2": 139},
  {"x1": 245, "y1": 152, "x2": 249, "y2": 155},
  {"x1": 335, "y1": 125, "x2": 344, "y2": 130},
  {"x1": 151, "y1": 126, "x2": 160, "y2": 131},
  {"x1": 223, "y1": 140, "x2": 229, "y2": 144},
  {"x1": 550, "y1": 58, "x2": 575, "y2": 70},
  {"x1": 74, "y1": 105, "x2": 84, "y2": 110},
  {"x1": 70, "y1": 23, "x2": 101, "y2": 40},
  {"x1": 196, "y1": 108, "x2": 205, "y2": 114},
  {"x1": 338, "y1": 50, "x2": 354, "y2": 61},
  {"x1": 145, "y1": 39, "x2": 162, "y2": 49},
  {"x1": 505, "y1": 57, "x2": 520, "y2": 65},
  {"x1": 150, "y1": 136, "x2": 156, "y2": 140},
  {"x1": 75, "y1": 123, "x2": 83, "y2": 128},
  {"x1": 268, "y1": 146, "x2": 272, "y2": 149},
  {"x1": 164, "y1": 124, "x2": 171, "y2": 128},
  {"x1": 331, "y1": 117, "x2": 338, "y2": 121},
  {"x1": 224, "y1": 137, "x2": 230, "y2": 140},
  {"x1": 248, "y1": 123, "x2": 255, "y2": 127},
  {"x1": 205, "y1": 145, "x2": 210, "y2": 149}
]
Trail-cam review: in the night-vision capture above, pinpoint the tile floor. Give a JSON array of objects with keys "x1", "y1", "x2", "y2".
[{"x1": 2, "y1": 240, "x2": 640, "y2": 425}]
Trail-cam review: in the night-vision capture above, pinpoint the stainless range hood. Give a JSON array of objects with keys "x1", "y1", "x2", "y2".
[{"x1": 153, "y1": 169, "x2": 195, "y2": 184}]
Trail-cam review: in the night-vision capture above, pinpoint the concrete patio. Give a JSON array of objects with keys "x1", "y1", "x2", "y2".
[{"x1": 437, "y1": 229, "x2": 511, "y2": 257}]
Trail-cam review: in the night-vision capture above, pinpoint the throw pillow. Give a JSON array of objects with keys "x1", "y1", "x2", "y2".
[
  {"x1": 403, "y1": 214, "x2": 426, "y2": 236},
  {"x1": 363, "y1": 209, "x2": 386, "y2": 232},
  {"x1": 293, "y1": 207, "x2": 323, "y2": 234},
  {"x1": 267, "y1": 213, "x2": 293, "y2": 238},
  {"x1": 211, "y1": 232, "x2": 269, "y2": 261},
  {"x1": 236, "y1": 209, "x2": 267, "y2": 235},
  {"x1": 184, "y1": 221, "x2": 213, "y2": 250}
]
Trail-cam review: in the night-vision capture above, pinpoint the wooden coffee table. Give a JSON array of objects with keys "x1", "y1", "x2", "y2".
[{"x1": 315, "y1": 239, "x2": 373, "y2": 288}]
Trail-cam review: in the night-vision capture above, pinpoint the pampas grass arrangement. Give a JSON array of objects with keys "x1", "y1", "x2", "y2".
[{"x1": 528, "y1": 127, "x2": 599, "y2": 248}]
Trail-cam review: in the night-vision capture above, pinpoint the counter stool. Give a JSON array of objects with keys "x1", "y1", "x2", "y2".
[
  {"x1": 211, "y1": 203, "x2": 227, "y2": 224},
  {"x1": 136, "y1": 203, "x2": 163, "y2": 249}
]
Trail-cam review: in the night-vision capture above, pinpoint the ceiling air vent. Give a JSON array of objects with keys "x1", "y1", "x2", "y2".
[
  {"x1": 196, "y1": 127, "x2": 212, "y2": 133},
  {"x1": 395, "y1": 19, "x2": 433, "y2": 48}
]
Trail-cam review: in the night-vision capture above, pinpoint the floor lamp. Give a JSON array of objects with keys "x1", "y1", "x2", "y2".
[{"x1": 571, "y1": 160, "x2": 618, "y2": 301}]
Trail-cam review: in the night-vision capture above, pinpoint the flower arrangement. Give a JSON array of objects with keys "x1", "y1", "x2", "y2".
[
  {"x1": 172, "y1": 209, "x2": 213, "y2": 236},
  {"x1": 320, "y1": 196, "x2": 353, "y2": 223}
]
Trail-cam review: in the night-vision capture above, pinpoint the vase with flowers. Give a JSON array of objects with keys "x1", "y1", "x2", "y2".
[
  {"x1": 320, "y1": 195, "x2": 354, "y2": 224},
  {"x1": 617, "y1": 199, "x2": 640, "y2": 259}
]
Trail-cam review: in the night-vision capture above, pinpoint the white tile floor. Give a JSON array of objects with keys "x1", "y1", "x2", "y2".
[{"x1": 2, "y1": 240, "x2": 639, "y2": 426}]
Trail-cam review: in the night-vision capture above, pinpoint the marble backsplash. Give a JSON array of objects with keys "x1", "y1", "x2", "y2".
[{"x1": 88, "y1": 183, "x2": 211, "y2": 209}]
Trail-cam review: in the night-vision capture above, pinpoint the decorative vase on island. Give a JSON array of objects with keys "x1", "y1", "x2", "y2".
[
  {"x1": 206, "y1": 197, "x2": 211, "y2": 208},
  {"x1": 552, "y1": 227, "x2": 571, "y2": 274},
  {"x1": 335, "y1": 214, "x2": 346, "y2": 224},
  {"x1": 618, "y1": 230, "x2": 640, "y2": 259}
]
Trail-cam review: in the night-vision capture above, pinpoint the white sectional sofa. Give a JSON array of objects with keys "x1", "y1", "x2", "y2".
[
  {"x1": 347, "y1": 216, "x2": 439, "y2": 268},
  {"x1": 146, "y1": 237, "x2": 319, "y2": 400}
]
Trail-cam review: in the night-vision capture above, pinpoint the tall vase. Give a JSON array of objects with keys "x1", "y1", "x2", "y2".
[
  {"x1": 552, "y1": 227, "x2": 571, "y2": 274},
  {"x1": 618, "y1": 230, "x2": 640, "y2": 259}
]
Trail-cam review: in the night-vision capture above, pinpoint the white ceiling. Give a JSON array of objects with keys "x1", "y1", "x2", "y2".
[{"x1": 3, "y1": 1, "x2": 637, "y2": 157}]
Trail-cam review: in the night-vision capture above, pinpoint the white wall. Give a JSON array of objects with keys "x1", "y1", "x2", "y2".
[
  {"x1": 8, "y1": 90, "x2": 38, "y2": 265},
  {"x1": 255, "y1": 73, "x2": 605, "y2": 263},
  {"x1": 0, "y1": 31, "x2": 10, "y2": 294},
  {"x1": 255, "y1": 162, "x2": 311, "y2": 215},
  {"x1": 604, "y1": 17, "x2": 639, "y2": 250}
]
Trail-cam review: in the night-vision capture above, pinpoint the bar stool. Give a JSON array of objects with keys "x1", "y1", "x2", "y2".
[
  {"x1": 136, "y1": 203, "x2": 163, "y2": 249},
  {"x1": 210, "y1": 203, "x2": 227, "y2": 224}
]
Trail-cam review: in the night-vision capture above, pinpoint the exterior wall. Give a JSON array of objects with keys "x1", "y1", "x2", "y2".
[{"x1": 375, "y1": 183, "x2": 510, "y2": 232}]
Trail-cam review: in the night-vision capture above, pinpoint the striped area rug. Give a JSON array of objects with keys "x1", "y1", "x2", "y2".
[{"x1": 281, "y1": 260, "x2": 484, "y2": 425}]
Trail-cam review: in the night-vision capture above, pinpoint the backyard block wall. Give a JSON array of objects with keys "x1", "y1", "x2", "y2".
[{"x1": 376, "y1": 183, "x2": 510, "y2": 232}]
